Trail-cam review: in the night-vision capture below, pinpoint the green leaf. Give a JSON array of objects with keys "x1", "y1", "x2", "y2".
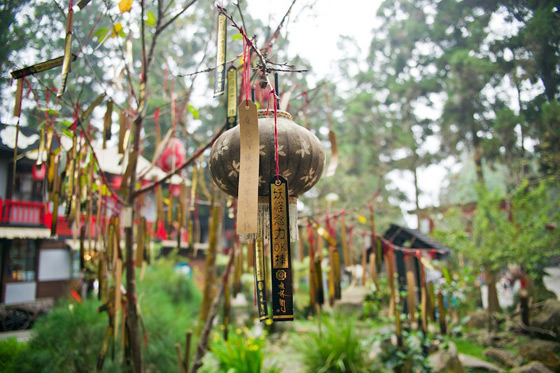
[
  {"x1": 94, "y1": 27, "x2": 108, "y2": 38},
  {"x1": 187, "y1": 104, "x2": 199, "y2": 119},
  {"x1": 146, "y1": 11, "x2": 156, "y2": 27},
  {"x1": 231, "y1": 33, "x2": 243, "y2": 41}
]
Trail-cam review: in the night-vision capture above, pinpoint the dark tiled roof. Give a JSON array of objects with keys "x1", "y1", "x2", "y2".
[{"x1": 383, "y1": 223, "x2": 451, "y2": 254}]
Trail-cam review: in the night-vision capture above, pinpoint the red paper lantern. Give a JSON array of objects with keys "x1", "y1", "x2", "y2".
[
  {"x1": 157, "y1": 138, "x2": 186, "y2": 173},
  {"x1": 169, "y1": 184, "x2": 181, "y2": 198},
  {"x1": 32, "y1": 162, "x2": 46, "y2": 181}
]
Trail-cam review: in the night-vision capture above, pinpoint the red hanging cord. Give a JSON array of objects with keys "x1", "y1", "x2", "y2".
[
  {"x1": 76, "y1": 10, "x2": 104, "y2": 57},
  {"x1": 271, "y1": 89, "x2": 280, "y2": 181}
]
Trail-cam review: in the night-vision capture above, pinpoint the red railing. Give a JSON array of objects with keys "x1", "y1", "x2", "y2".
[
  {"x1": 0, "y1": 199, "x2": 46, "y2": 225},
  {"x1": 0, "y1": 198, "x2": 157, "y2": 239}
]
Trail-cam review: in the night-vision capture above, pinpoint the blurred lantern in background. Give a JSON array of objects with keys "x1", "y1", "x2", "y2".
[{"x1": 157, "y1": 138, "x2": 186, "y2": 173}]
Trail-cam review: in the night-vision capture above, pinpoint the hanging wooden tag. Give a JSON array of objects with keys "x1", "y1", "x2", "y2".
[
  {"x1": 310, "y1": 220, "x2": 337, "y2": 248},
  {"x1": 369, "y1": 251, "x2": 378, "y2": 289},
  {"x1": 255, "y1": 237, "x2": 268, "y2": 321},
  {"x1": 155, "y1": 183, "x2": 165, "y2": 224},
  {"x1": 328, "y1": 249, "x2": 335, "y2": 306},
  {"x1": 340, "y1": 215, "x2": 349, "y2": 267},
  {"x1": 237, "y1": 100, "x2": 259, "y2": 234},
  {"x1": 233, "y1": 242, "x2": 243, "y2": 295},
  {"x1": 223, "y1": 278, "x2": 231, "y2": 340},
  {"x1": 114, "y1": 258, "x2": 123, "y2": 341},
  {"x1": 80, "y1": 225, "x2": 86, "y2": 271},
  {"x1": 325, "y1": 130, "x2": 338, "y2": 177},
  {"x1": 213, "y1": 10, "x2": 227, "y2": 98},
  {"x1": 57, "y1": 0, "x2": 74, "y2": 97},
  {"x1": 103, "y1": 100, "x2": 113, "y2": 149},
  {"x1": 362, "y1": 235, "x2": 368, "y2": 286},
  {"x1": 50, "y1": 192, "x2": 59, "y2": 236},
  {"x1": 98, "y1": 251, "x2": 106, "y2": 302},
  {"x1": 314, "y1": 259, "x2": 324, "y2": 305},
  {"x1": 333, "y1": 249, "x2": 342, "y2": 300},
  {"x1": 10, "y1": 54, "x2": 77, "y2": 80},
  {"x1": 437, "y1": 290, "x2": 447, "y2": 335},
  {"x1": 269, "y1": 176, "x2": 293, "y2": 321},
  {"x1": 406, "y1": 255, "x2": 417, "y2": 323},
  {"x1": 13, "y1": 78, "x2": 23, "y2": 117},
  {"x1": 118, "y1": 110, "x2": 127, "y2": 154},
  {"x1": 81, "y1": 93, "x2": 106, "y2": 122},
  {"x1": 190, "y1": 163, "x2": 198, "y2": 211},
  {"x1": 97, "y1": 326, "x2": 113, "y2": 371},
  {"x1": 226, "y1": 66, "x2": 237, "y2": 129}
]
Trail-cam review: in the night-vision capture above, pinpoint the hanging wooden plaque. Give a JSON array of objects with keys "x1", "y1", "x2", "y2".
[
  {"x1": 333, "y1": 249, "x2": 341, "y2": 300},
  {"x1": 314, "y1": 259, "x2": 324, "y2": 305},
  {"x1": 268, "y1": 176, "x2": 293, "y2": 321},
  {"x1": 254, "y1": 238, "x2": 268, "y2": 321},
  {"x1": 10, "y1": 55, "x2": 77, "y2": 80},
  {"x1": 213, "y1": 10, "x2": 227, "y2": 98},
  {"x1": 226, "y1": 66, "x2": 238, "y2": 129},
  {"x1": 236, "y1": 100, "x2": 259, "y2": 234}
]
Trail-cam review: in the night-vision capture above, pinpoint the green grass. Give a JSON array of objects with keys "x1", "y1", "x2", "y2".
[{"x1": 448, "y1": 337, "x2": 486, "y2": 360}]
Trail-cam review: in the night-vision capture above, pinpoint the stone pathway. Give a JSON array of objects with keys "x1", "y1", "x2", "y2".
[{"x1": 0, "y1": 329, "x2": 32, "y2": 342}]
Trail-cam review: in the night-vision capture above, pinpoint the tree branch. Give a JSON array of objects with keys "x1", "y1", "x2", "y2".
[{"x1": 133, "y1": 122, "x2": 226, "y2": 197}]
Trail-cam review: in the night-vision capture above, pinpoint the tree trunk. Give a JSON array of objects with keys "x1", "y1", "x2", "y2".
[
  {"x1": 124, "y1": 116, "x2": 144, "y2": 372},
  {"x1": 472, "y1": 128, "x2": 485, "y2": 186},
  {"x1": 197, "y1": 193, "x2": 221, "y2": 333},
  {"x1": 485, "y1": 267, "x2": 500, "y2": 314}
]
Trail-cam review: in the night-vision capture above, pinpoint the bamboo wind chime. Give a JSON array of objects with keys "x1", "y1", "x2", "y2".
[{"x1": 208, "y1": 12, "x2": 325, "y2": 322}]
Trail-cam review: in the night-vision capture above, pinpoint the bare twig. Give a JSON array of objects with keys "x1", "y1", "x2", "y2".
[
  {"x1": 134, "y1": 122, "x2": 226, "y2": 197},
  {"x1": 262, "y1": 0, "x2": 298, "y2": 51},
  {"x1": 189, "y1": 249, "x2": 235, "y2": 373}
]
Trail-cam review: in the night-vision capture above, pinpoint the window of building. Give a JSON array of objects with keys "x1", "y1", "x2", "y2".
[{"x1": 7, "y1": 239, "x2": 37, "y2": 282}]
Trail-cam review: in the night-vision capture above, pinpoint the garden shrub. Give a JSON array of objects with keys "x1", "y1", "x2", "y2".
[
  {"x1": 0, "y1": 337, "x2": 27, "y2": 371},
  {"x1": 5, "y1": 258, "x2": 202, "y2": 372},
  {"x1": 207, "y1": 327, "x2": 278, "y2": 373},
  {"x1": 296, "y1": 313, "x2": 371, "y2": 372}
]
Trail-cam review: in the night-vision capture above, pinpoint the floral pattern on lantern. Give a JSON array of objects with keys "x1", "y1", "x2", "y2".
[
  {"x1": 209, "y1": 110, "x2": 325, "y2": 198},
  {"x1": 209, "y1": 110, "x2": 325, "y2": 243}
]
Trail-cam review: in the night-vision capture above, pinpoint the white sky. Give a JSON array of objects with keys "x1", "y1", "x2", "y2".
[{"x1": 245, "y1": 0, "x2": 450, "y2": 227}]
